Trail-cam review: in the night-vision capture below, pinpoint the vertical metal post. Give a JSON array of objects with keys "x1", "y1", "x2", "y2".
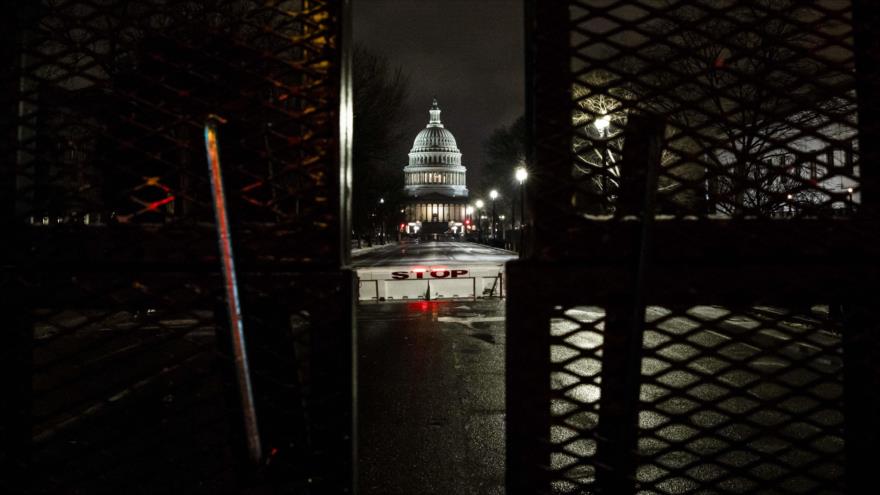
[
  {"x1": 505, "y1": 263, "x2": 551, "y2": 494},
  {"x1": 845, "y1": 2, "x2": 880, "y2": 490},
  {"x1": 0, "y1": 308, "x2": 31, "y2": 493},
  {"x1": 601, "y1": 127, "x2": 609, "y2": 211},
  {"x1": 491, "y1": 198, "x2": 497, "y2": 240},
  {"x1": 510, "y1": 197, "x2": 515, "y2": 248},
  {"x1": 478, "y1": 207, "x2": 483, "y2": 242},
  {"x1": 527, "y1": 0, "x2": 572, "y2": 256},
  {"x1": 204, "y1": 116, "x2": 263, "y2": 466},
  {"x1": 595, "y1": 114, "x2": 665, "y2": 494},
  {"x1": 14, "y1": 6, "x2": 39, "y2": 220}
]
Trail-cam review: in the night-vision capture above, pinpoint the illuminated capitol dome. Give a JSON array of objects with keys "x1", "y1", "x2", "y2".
[{"x1": 402, "y1": 98, "x2": 469, "y2": 236}]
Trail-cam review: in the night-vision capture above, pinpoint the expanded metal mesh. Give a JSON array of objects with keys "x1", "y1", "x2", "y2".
[
  {"x1": 511, "y1": 1, "x2": 876, "y2": 494},
  {"x1": 530, "y1": 0, "x2": 858, "y2": 241},
  {"x1": 547, "y1": 304, "x2": 845, "y2": 494},
  {"x1": 9, "y1": 0, "x2": 341, "y2": 251},
  {"x1": 2, "y1": 1, "x2": 351, "y2": 492},
  {"x1": 637, "y1": 305, "x2": 844, "y2": 493}
]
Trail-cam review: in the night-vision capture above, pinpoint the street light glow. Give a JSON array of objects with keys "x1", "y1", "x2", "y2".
[
  {"x1": 379, "y1": 198, "x2": 385, "y2": 204},
  {"x1": 490, "y1": 189, "x2": 499, "y2": 200},
  {"x1": 475, "y1": 199, "x2": 484, "y2": 208},
  {"x1": 594, "y1": 115, "x2": 611, "y2": 131},
  {"x1": 515, "y1": 166, "x2": 528, "y2": 184}
]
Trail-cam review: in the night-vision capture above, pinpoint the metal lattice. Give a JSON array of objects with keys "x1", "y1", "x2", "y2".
[
  {"x1": 510, "y1": 1, "x2": 880, "y2": 494},
  {"x1": 2, "y1": 1, "x2": 352, "y2": 493},
  {"x1": 535, "y1": 0, "x2": 858, "y2": 231},
  {"x1": 546, "y1": 304, "x2": 845, "y2": 493}
]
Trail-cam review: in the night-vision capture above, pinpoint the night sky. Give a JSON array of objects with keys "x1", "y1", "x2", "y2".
[{"x1": 352, "y1": 0, "x2": 524, "y2": 188}]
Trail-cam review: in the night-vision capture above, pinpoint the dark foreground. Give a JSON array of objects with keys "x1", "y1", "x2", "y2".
[{"x1": 358, "y1": 299, "x2": 506, "y2": 495}]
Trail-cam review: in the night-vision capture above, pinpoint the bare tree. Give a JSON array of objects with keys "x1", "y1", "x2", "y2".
[
  {"x1": 642, "y1": 0, "x2": 855, "y2": 215},
  {"x1": 572, "y1": 71, "x2": 698, "y2": 215},
  {"x1": 352, "y1": 44, "x2": 411, "y2": 240},
  {"x1": 479, "y1": 115, "x2": 526, "y2": 214},
  {"x1": 571, "y1": 0, "x2": 855, "y2": 216}
]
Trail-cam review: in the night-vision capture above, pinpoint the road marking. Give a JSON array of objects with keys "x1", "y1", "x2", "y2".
[
  {"x1": 438, "y1": 316, "x2": 505, "y2": 328},
  {"x1": 438, "y1": 316, "x2": 505, "y2": 323}
]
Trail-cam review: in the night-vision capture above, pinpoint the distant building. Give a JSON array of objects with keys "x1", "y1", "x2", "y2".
[{"x1": 401, "y1": 99, "x2": 469, "y2": 237}]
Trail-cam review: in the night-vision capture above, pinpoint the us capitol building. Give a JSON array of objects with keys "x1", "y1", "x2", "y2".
[{"x1": 401, "y1": 98, "x2": 469, "y2": 237}]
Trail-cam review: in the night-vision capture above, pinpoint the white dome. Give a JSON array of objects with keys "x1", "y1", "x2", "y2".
[
  {"x1": 403, "y1": 98, "x2": 468, "y2": 199},
  {"x1": 407, "y1": 98, "x2": 463, "y2": 167},
  {"x1": 411, "y1": 126, "x2": 459, "y2": 153}
]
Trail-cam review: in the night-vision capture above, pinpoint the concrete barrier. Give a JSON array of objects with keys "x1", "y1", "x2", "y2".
[{"x1": 356, "y1": 264, "x2": 505, "y2": 301}]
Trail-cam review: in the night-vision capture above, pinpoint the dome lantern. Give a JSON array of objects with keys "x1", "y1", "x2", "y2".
[{"x1": 429, "y1": 97, "x2": 442, "y2": 127}]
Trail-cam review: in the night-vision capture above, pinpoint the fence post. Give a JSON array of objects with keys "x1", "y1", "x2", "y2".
[
  {"x1": 845, "y1": 2, "x2": 880, "y2": 490},
  {"x1": 0, "y1": 307, "x2": 31, "y2": 493},
  {"x1": 526, "y1": 0, "x2": 572, "y2": 257},
  {"x1": 506, "y1": 262, "x2": 551, "y2": 494},
  {"x1": 594, "y1": 114, "x2": 665, "y2": 493}
]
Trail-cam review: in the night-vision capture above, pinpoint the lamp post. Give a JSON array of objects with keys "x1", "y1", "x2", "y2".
[
  {"x1": 489, "y1": 190, "x2": 499, "y2": 241},
  {"x1": 515, "y1": 166, "x2": 528, "y2": 254},
  {"x1": 499, "y1": 215, "x2": 506, "y2": 242},
  {"x1": 594, "y1": 115, "x2": 610, "y2": 208},
  {"x1": 475, "y1": 199, "x2": 484, "y2": 243},
  {"x1": 378, "y1": 198, "x2": 385, "y2": 243}
]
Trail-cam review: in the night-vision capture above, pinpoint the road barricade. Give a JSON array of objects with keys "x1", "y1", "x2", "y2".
[{"x1": 356, "y1": 264, "x2": 505, "y2": 301}]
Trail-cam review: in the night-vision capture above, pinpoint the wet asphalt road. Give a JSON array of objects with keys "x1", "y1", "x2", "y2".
[
  {"x1": 547, "y1": 305, "x2": 844, "y2": 491},
  {"x1": 358, "y1": 299, "x2": 506, "y2": 495},
  {"x1": 352, "y1": 240, "x2": 517, "y2": 267}
]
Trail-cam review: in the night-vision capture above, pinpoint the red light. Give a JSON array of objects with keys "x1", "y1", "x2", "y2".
[
  {"x1": 406, "y1": 300, "x2": 448, "y2": 312},
  {"x1": 145, "y1": 196, "x2": 174, "y2": 211},
  {"x1": 412, "y1": 266, "x2": 427, "y2": 273},
  {"x1": 464, "y1": 219, "x2": 470, "y2": 225},
  {"x1": 400, "y1": 223, "x2": 406, "y2": 229},
  {"x1": 407, "y1": 301, "x2": 431, "y2": 312}
]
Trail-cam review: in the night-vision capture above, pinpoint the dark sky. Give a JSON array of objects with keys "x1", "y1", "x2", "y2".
[{"x1": 352, "y1": 0, "x2": 524, "y2": 188}]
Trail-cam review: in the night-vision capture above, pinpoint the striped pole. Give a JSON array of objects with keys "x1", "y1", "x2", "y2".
[{"x1": 204, "y1": 115, "x2": 262, "y2": 465}]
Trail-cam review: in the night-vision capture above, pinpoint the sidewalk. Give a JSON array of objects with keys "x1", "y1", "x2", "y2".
[{"x1": 351, "y1": 240, "x2": 398, "y2": 256}]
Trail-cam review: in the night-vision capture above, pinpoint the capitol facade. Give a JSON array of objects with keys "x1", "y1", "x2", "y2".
[{"x1": 401, "y1": 98, "x2": 469, "y2": 236}]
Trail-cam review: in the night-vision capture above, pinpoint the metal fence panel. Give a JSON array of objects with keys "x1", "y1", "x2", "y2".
[
  {"x1": 510, "y1": 1, "x2": 879, "y2": 493},
  {"x1": 1, "y1": 1, "x2": 353, "y2": 493}
]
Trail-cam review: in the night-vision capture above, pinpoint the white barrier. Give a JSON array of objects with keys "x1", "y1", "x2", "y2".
[{"x1": 356, "y1": 264, "x2": 505, "y2": 301}]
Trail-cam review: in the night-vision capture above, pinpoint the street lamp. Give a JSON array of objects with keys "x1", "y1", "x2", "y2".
[
  {"x1": 515, "y1": 166, "x2": 528, "y2": 255},
  {"x1": 515, "y1": 166, "x2": 527, "y2": 227},
  {"x1": 489, "y1": 190, "x2": 499, "y2": 241},
  {"x1": 377, "y1": 198, "x2": 386, "y2": 243},
  {"x1": 499, "y1": 215, "x2": 506, "y2": 242},
  {"x1": 594, "y1": 115, "x2": 611, "y2": 207},
  {"x1": 475, "y1": 199, "x2": 484, "y2": 242}
]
